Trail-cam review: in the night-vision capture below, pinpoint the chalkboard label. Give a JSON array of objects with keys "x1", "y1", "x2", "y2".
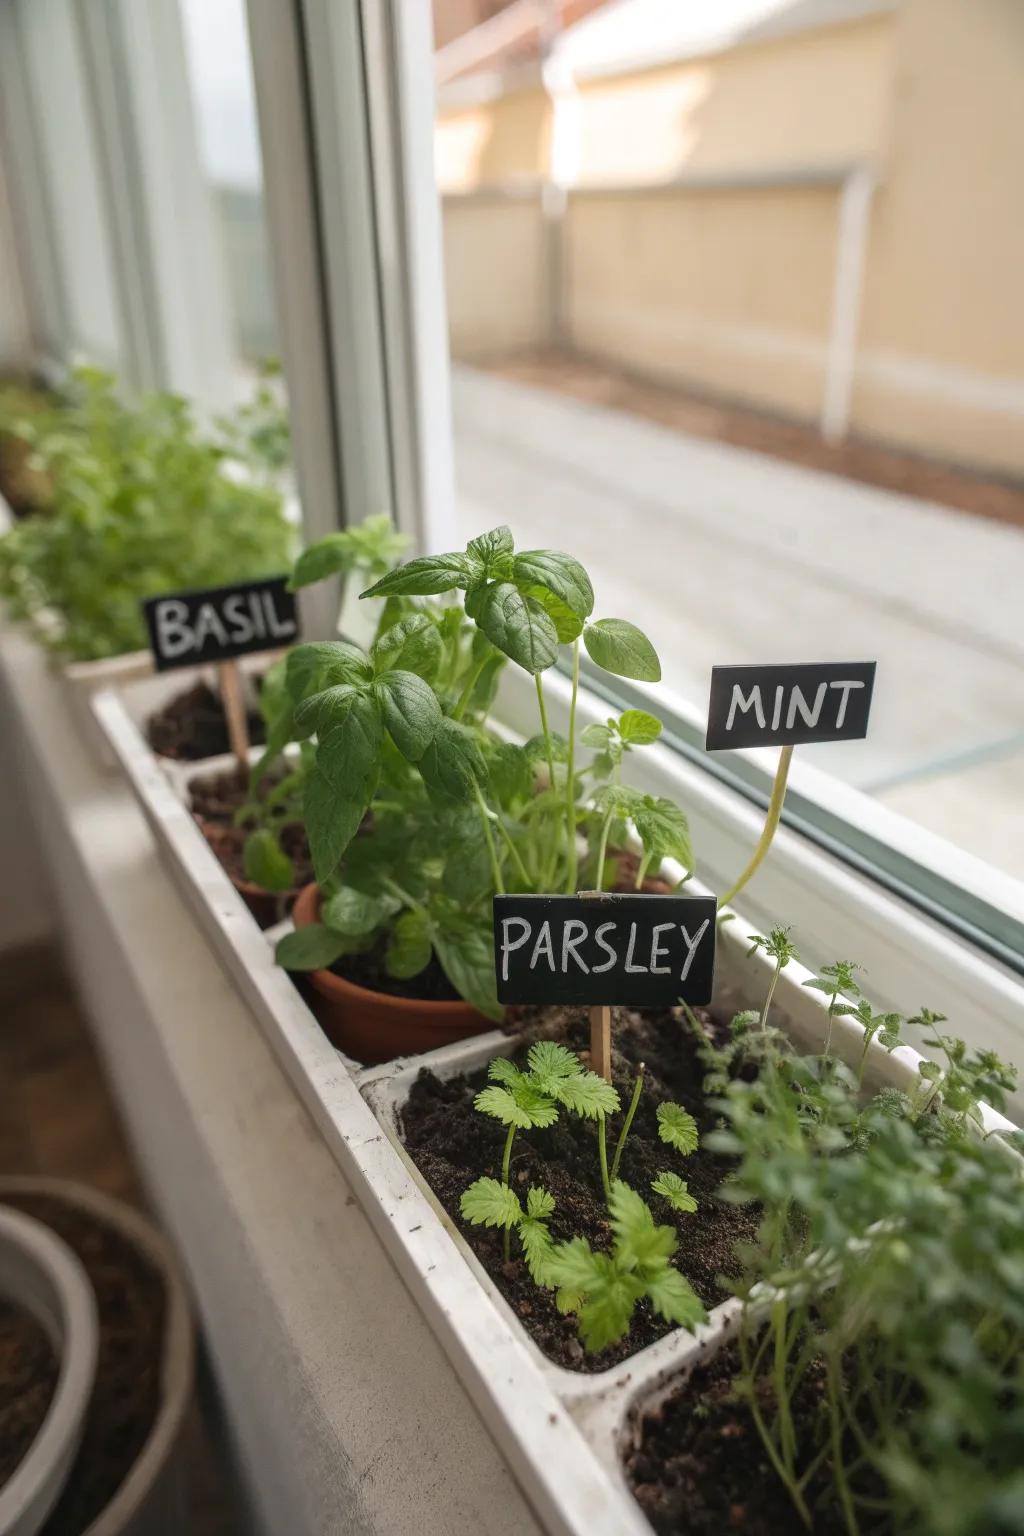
[
  {"x1": 706, "y1": 661, "x2": 876, "y2": 751},
  {"x1": 493, "y1": 893, "x2": 717, "y2": 1008},
  {"x1": 141, "y1": 575, "x2": 299, "y2": 672}
]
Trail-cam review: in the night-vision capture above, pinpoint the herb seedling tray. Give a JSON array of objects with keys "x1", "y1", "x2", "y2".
[{"x1": 92, "y1": 685, "x2": 1018, "y2": 1536}]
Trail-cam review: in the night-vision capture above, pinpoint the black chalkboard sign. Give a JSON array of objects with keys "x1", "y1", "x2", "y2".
[
  {"x1": 141, "y1": 575, "x2": 299, "y2": 672},
  {"x1": 493, "y1": 892, "x2": 717, "y2": 1008},
  {"x1": 706, "y1": 661, "x2": 876, "y2": 751}
]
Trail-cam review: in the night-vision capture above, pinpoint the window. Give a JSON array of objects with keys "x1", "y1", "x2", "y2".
[{"x1": 429, "y1": 0, "x2": 1024, "y2": 962}]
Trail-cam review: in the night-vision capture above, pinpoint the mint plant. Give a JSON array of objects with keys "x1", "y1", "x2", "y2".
[{"x1": 0, "y1": 367, "x2": 292, "y2": 660}]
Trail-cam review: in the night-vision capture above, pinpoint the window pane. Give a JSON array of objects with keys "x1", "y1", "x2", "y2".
[{"x1": 433, "y1": 0, "x2": 1024, "y2": 885}]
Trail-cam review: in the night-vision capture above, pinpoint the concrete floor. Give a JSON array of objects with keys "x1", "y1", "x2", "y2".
[{"x1": 451, "y1": 366, "x2": 1024, "y2": 878}]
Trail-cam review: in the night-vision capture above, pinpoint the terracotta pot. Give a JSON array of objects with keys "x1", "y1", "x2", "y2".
[
  {"x1": 291, "y1": 884, "x2": 494, "y2": 1064},
  {"x1": 196, "y1": 818, "x2": 299, "y2": 931}
]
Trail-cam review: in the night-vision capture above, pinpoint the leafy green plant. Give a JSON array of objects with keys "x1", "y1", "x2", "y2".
[
  {"x1": 747, "y1": 927, "x2": 799, "y2": 1029},
  {"x1": 0, "y1": 367, "x2": 293, "y2": 660}
]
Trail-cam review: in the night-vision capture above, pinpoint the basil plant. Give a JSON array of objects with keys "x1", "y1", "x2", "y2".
[{"x1": 263, "y1": 525, "x2": 694, "y2": 1019}]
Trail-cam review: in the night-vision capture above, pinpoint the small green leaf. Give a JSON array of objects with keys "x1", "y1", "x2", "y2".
[
  {"x1": 553, "y1": 1072, "x2": 621, "y2": 1120},
  {"x1": 618, "y1": 709, "x2": 663, "y2": 745},
  {"x1": 321, "y1": 885, "x2": 399, "y2": 936},
  {"x1": 478, "y1": 582, "x2": 559, "y2": 674},
  {"x1": 657, "y1": 1102, "x2": 700, "y2": 1155},
  {"x1": 519, "y1": 1216, "x2": 556, "y2": 1286},
  {"x1": 460, "y1": 1177, "x2": 522, "y2": 1229},
  {"x1": 527, "y1": 1040, "x2": 580, "y2": 1087},
  {"x1": 242, "y1": 830, "x2": 294, "y2": 893},
  {"x1": 633, "y1": 797, "x2": 693, "y2": 872},
  {"x1": 546, "y1": 1236, "x2": 603, "y2": 1299},
  {"x1": 285, "y1": 640, "x2": 372, "y2": 702},
  {"x1": 288, "y1": 533, "x2": 365, "y2": 591},
  {"x1": 583, "y1": 618, "x2": 661, "y2": 682},
  {"x1": 609, "y1": 1181, "x2": 677, "y2": 1270},
  {"x1": 488, "y1": 1057, "x2": 523, "y2": 1086},
  {"x1": 577, "y1": 1262, "x2": 646, "y2": 1353},
  {"x1": 645, "y1": 1268, "x2": 705, "y2": 1329},
  {"x1": 526, "y1": 1187, "x2": 556, "y2": 1219},
  {"x1": 370, "y1": 614, "x2": 443, "y2": 681},
  {"x1": 520, "y1": 584, "x2": 584, "y2": 643},
  {"x1": 580, "y1": 723, "x2": 613, "y2": 749},
  {"x1": 275, "y1": 923, "x2": 348, "y2": 971},
  {"x1": 374, "y1": 669, "x2": 441, "y2": 761},
  {"x1": 652, "y1": 1172, "x2": 698, "y2": 1214},
  {"x1": 385, "y1": 909, "x2": 432, "y2": 979},
  {"x1": 487, "y1": 742, "x2": 533, "y2": 808},
  {"x1": 361, "y1": 551, "x2": 479, "y2": 598},
  {"x1": 473, "y1": 1086, "x2": 538, "y2": 1129}
]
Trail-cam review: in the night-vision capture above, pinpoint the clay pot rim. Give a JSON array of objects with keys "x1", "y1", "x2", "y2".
[{"x1": 292, "y1": 883, "x2": 482, "y2": 1019}]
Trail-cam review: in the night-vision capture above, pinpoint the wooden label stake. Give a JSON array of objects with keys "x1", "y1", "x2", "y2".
[
  {"x1": 218, "y1": 659, "x2": 250, "y2": 772},
  {"x1": 590, "y1": 1004, "x2": 612, "y2": 1082}
]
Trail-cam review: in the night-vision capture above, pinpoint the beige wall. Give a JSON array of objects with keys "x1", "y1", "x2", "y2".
[
  {"x1": 852, "y1": 0, "x2": 1024, "y2": 471},
  {"x1": 443, "y1": 193, "x2": 549, "y2": 357},
  {"x1": 566, "y1": 184, "x2": 838, "y2": 418},
  {"x1": 571, "y1": 17, "x2": 894, "y2": 183},
  {"x1": 435, "y1": 86, "x2": 550, "y2": 192}
]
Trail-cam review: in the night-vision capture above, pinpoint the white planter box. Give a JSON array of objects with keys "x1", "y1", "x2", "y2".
[{"x1": 92, "y1": 684, "x2": 1019, "y2": 1536}]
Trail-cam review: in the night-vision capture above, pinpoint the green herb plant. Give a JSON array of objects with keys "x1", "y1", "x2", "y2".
[{"x1": 0, "y1": 367, "x2": 292, "y2": 660}]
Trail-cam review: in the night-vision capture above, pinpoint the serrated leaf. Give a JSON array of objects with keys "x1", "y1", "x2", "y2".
[
  {"x1": 618, "y1": 709, "x2": 663, "y2": 745},
  {"x1": 370, "y1": 614, "x2": 443, "y2": 681},
  {"x1": 526, "y1": 1187, "x2": 556, "y2": 1219},
  {"x1": 374, "y1": 669, "x2": 441, "y2": 761},
  {"x1": 360, "y1": 551, "x2": 480, "y2": 599},
  {"x1": 633, "y1": 796, "x2": 693, "y2": 871},
  {"x1": 473, "y1": 1086, "x2": 537, "y2": 1128},
  {"x1": 418, "y1": 717, "x2": 488, "y2": 803},
  {"x1": 477, "y1": 582, "x2": 559, "y2": 674},
  {"x1": 609, "y1": 1182, "x2": 677, "y2": 1271},
  {"x1": 657, "y1": 1102, "x2": 699, "y2": 1155},
  {"x1": 488, "y1": 1057, "x2": 524, "y2": 1086},
  {"x1": 578, "y1": 1261, "x2": 646, "y2": 1353},
  {"x1": 546, "y1": 1237, "x2": 603, "y2": 1299},
  {"x1": 527, "y1": 1040, "x2": 580, "y2": 1086},
  {"x1": 286, "y1": 640, "x2": 373, "y2": 703},
  {"x1": 275, "y1": 923, "x2": 348, "y2": 972},
  {"x1": 645, "y1": 1268, "x2": 706, "y2": 1329},
  {"x1": 519, "y1": 1217, "x2": 556, "y2": 1286},
  {"x1": 919, "y1": 1061, "x2": 943, "y2": 1082},
  {"x1": 512, "y1": 550, "x2": 594, "y2": 619},
  {"x1": 552, "y1": 1072, "x2": 621, "y2": 1120},
  {"x1": 652, "y1": 1172, "x2": 698, "y2": 1214},
  {"x1": 243, "y1": 829, "x2": 294, "y2": 893},
  {"x1": 321, "y1": 884, "x2": 399, "y2": 936},
  {"x1": 385, "y1": 909, "x2": 432, "y2": 979},
  {"x1": 302, "y1": 765, "x2": 374, "y2": 885},
  {"x1": 460, "y1": 1177, "x2": 522, "y2": 1230},
  {"x1": 583, "y1": 618, "x2": 661, "y2": 682},
  {"x1": 509, "y1": 1079, "x2": 559, "y2": 1128}
]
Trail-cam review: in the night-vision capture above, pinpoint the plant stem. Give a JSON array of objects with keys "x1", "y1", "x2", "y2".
[
  {"x1": 501, "y1": 1123, "x2": 517, "y2": 1262},
  {"x1": 473, "y1": 780, "x2": 505, "y2": 896},
  {"x1": 826, "y1": 1357, "x2": 861, "y2": 1536},
  {"x1": 718, "y1": 744, "x2": 794, "y2": 910},
  {"x1": 564, "y1": 639, "x2": 581, "y2": 894},
  {"x1": 824, "y1": 996, "x2": 837, "y2": 1057},
  {"x1": 761, "y1": 958, "x2": 782, "y2": 1031},
  {"x1": 610, "y1": 1064, "x2": 645, "y2": 1183},
  {"x1": 494, "y1": 816, "x2": 533, "y2": 889},
  {"x1": 534, "y1": 672, "x2": 561, "y2": 886},
  {"x1": 634, "y1": 850, "x2": 653, "y2": 891},
  {"x1": 598, "y1": 1114, "x2": 611, "y2": 1204},
  {"x1": 594, "y1": 807, "x2": 615, "y2": 893},
  {"x1": 453, "y1": 653, "x2": 489, "y2": 721}
]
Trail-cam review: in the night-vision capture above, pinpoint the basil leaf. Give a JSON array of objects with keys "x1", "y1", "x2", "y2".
[
  {"x1": 321, "y1": 884, "x2": 399, "y2": 936},
  {"x1": 466, "y1": 526, "x2": 515, "y2": 581},
  {"x1": 434, "y1": 922, "x2": 502, "y2": 1020},
  {"x1": 522, "y1": 584, "x2": 584, "y2": 643},
  {"x1": 242, "y1": 829, "x2": 295, "y2": 893},
  {"x1": 478, "y1": 582, "x2": 559, "y2": 674},
  {"x1": 618, "y1": 709, "x2": 663, "y2": 745},
  {"x1": 303, "y1": 765, "x2": 376, "y2": 885},
  {"x1": 360, "y1": 551, "x2": 480, "y2": 598},
  {"x1": 286, "y1": 640, "x2": 372, "y2": 703},
  {"x1": 370, "y1": 613, "x2": 443, "y2": 681},
  {"x1": 373, "y1": 670, "x2": 441, "y2": 762},
  {"x1": 275, "y1": 923, "x2": 349, "y2": 971},
  {"x1": 385, "y1": 909, "x2": 433, "y2": 979},
  {"x1": 583, "y1": 618, "x2": 661, "y2": 682},
  {"x1": 513, "y1": 550, "x2": 594, "y2": 619},
  {"x1": 298, "y1": 685, "x2": 383, "y2": 792},
  {"x1": 288, "y1": 533, "x2": 363, "y2": 592},
  {"x1": 418, "y1": 717, "x2": 488, "y2": 803}
]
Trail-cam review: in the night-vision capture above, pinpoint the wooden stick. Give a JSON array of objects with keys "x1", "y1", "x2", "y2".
[
  {"x1": 590, "y1": 1004, "x2": 612, "y2": 1082},
  {"x1": 218, "y1": 659, "x2": 250, "y2": 773}
]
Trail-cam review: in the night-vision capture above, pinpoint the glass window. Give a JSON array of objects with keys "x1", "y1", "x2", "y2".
[{"x1": 432, "y1": 0, "x2": 1024, "y2": 899}]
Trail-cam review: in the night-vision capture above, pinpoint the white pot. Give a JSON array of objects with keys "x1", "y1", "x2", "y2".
[
  {"x1": 0, "y1": 1205, "x2": 98, "y2": 1536},
  {"x1": 91, "y1": 685, "x2": 1020, "y2": 1536}
]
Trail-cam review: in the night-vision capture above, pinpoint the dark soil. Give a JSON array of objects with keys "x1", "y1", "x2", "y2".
[
  {"x1": 188, "y1": 762, "x2": 313, "y2": 922},
  {"x1": 330, "y1": 940, "x2": 461, "y2": 1001},
  {"x1": 400, "y1": 1001, "x2": 759, "y2": 1372},
  {"x1": 146, "y1": 681, "x2": 265, "y2": 761},
  {"x1": 625, "y1": 1337, "x2": 879, "y2": 1535},
  {"x1": 0, "y1": 1302, "x2": 59, "y2": 1489},
  {"x1": 4, "y1": 1193, "x2": 166, "y2": 1536}
]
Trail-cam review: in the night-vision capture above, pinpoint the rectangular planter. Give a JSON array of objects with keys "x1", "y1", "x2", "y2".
[{"x1": 91, "y1": 683, "x2": 1019, "y2": 1536}]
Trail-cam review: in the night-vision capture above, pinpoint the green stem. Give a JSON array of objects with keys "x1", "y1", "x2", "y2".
[
  {"x1": 634, "y1": 850, "x2": 653, "y2": 891},
  {"x1": 718, "y1": 744, "x2": 794, "y2": 910},
  {"x1": 453, "y1": 653, "x2": 489, "y2": 721},
  {"x1": 501, "y1": 1123, "x2": 517, "y2": 1262},
  {"x1": 761, "y1": 959, "x2": 782, "y2": 1031},
  {"x1": 824, "y1": 996, "x2": 837, "y2": 1057},
  {"x1": 826, "y1": 1357, "x2": 861, "y2": 1536},
  {"x1": 598, "y1": 1114, "x2": 611, "y2": 1204},
  {"x1": 534, "y1": 672, "x2": 561, "y2": 887},
  {"x1": 594, "y1": 807, "x2": 615, "y2": 894},
  {"x1": 473, "y1": 780, "x2": 505, "y2": 896},
  {"x1": 494, "y1": 817, "x2": 533, "y2": 889},
  {"x1": 381, "y1": 876, "x2": 428, "y2": 918},
  {"x1": 564, "y1": 639, "x2": 580, "y2": 894},
  {"x1": 610, "y1": 1064, "x2": 645, "y2": 1184}
]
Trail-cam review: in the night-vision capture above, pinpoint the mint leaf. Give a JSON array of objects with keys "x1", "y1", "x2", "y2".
[
  {"x1": 657, "y1": 1102, "x2": 700, "y2": 1155},
  {"x1": 360, "y1": 551, "x2": 479, "y2": 598},
  {"x1": 478, "y1": 582, "x2": 559, "y2": 674},
  {"x1": 460, "y1": 1177, "x2": 522, "y2": 1229},
  {"x1": 243, "y1": 829, "x2": 294, "y2": 893},
  {"x1": 583, "y1": 618, "x2": 661, "y2": 682},
  {"x1": 385, "y1": 909, "x2": 432, "y2": 979},
  {"x1": 512, "y1": 550, "x2": 594, "y2": 620},
  {"x1": 374, "y1": 670, "x2": 441, "y2": 761},
  {"x1": 275, "y1": 923, "x2": 348, "y2": 971},
  {"x1": 618, "y1": 709, "x2": 663, "y2": 745}
]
